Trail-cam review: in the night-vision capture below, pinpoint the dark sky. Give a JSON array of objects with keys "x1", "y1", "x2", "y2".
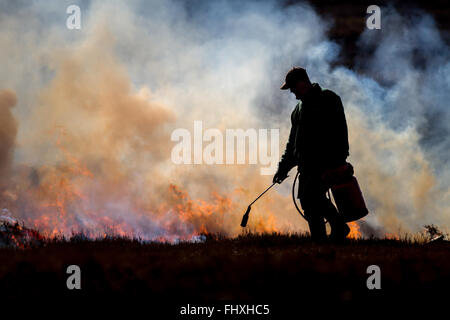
[{"x1": 285, "y1": 0, "x2": 450, "y2": 68}]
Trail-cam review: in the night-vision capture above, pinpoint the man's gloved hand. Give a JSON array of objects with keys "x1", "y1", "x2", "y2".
[{"x1": 273, "y1": 169, "x2": 289, "y2": 184}]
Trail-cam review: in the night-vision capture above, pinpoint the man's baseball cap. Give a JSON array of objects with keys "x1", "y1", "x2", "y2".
[{"x1": 280, "y1": 67, "x2": 310, "y2": 90}]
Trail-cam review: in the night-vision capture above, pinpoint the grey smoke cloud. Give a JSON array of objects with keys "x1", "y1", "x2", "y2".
[
  {"x1": 0, "y1": 0, "x2": 448, "y2": 238},
  {"x1": 0, "y1": 90, "x2": 18, "y2": 180}
]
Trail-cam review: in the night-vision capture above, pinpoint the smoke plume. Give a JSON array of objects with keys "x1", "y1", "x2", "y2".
[
  {"x1": 0, "y1": 0, "x2": 448, "y2": 239},
  {"x1": 0, "y1": 90, "x2": 18, "y2": 181}
]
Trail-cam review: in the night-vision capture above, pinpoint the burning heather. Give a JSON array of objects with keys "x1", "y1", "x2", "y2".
[
  {"x1": 0, "y1": 1, "x2": 449, "y2": 241},
  {"x1": 0, "y1": 210, "x2": 43, "y2": 248}
]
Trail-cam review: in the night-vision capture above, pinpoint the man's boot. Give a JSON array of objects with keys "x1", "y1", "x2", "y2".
[
  {"x1": 329, "y1": 222, "x2": 350, "y2": 241},
  {"x1": 306, "y1": 213, "x2": 327, "y2": 242}
]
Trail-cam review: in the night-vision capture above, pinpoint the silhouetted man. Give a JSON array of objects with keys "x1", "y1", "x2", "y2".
[{"x1": 273, "y1": 67, "x2": 350, "y2": 241}]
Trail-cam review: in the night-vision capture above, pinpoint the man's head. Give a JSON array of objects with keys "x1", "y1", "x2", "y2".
[{"x1": 280, "y1": 67, "x2": 312, "y2": 100}]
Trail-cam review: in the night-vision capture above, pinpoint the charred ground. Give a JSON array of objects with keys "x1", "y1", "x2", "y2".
[{"x1": 1, "y1": 233, "x2": 448, "y2": 308}]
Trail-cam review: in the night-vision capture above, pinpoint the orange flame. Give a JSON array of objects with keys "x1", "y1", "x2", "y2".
[
  {"x1": 347, "y1": 221, "x2": 361, "y2": 239},
  {"x1": 384, "y1": 233, "x2": 400, "y2": 240}
]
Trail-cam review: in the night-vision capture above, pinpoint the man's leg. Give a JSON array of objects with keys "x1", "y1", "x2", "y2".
[
  {"x1": 298, "y1": 173, "x2": 327, "y2": 241},
  {"x1": 322, "y1": 194, "x2": 350, "y2": 241},
  {"x1": 299, "y1": 171, "x2": 349, "y2": 241}
]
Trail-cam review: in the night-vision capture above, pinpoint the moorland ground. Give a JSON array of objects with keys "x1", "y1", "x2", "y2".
[{"x1": 1, "y1": 233, "x2": 448, "y2": 309}]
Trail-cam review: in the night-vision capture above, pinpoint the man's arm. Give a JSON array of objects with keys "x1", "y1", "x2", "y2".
[
  {"x1": 273, "y1": 107, "x2": 299, "y2": 183},
  {"x1": 323, "y1": 91, "x2": 349, "y2": 160},
  {"x1": 330, "y1": 94, "x2": 349, "y2": 158}
]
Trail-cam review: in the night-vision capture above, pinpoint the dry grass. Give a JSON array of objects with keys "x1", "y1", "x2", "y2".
[{"x1": 0, "y1": 232, "x2": 448, "y2": 306}]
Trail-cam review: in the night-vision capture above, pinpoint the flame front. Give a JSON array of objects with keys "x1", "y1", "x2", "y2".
[
  {"x1": 3, "y1": 127, "x2": 281, "y2": 241},
  {"x1": 347, "y1": 221, "x2": 362, "y2": 239}
]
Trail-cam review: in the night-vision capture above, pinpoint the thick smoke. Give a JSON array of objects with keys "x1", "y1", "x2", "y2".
[
  {"x1": 0, "y1": 0, "x2": 448, "y2": 239},
  {"x1": 330, "y1": 9, "x2": 450, "y2": 233},
  {"x1": 0, "y1": 90, "x2": 18, "y2": 181}
]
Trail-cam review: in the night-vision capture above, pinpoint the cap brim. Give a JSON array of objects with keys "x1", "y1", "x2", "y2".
[{"x1": 280, "y1": 82, "x2": 290, "y2": 90}]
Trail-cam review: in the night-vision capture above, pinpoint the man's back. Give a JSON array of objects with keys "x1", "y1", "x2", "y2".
[{"x1": 292, "y1": 83, "x2": 349, "y2": 172}]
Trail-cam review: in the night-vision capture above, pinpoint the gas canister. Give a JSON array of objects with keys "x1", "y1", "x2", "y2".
[
  {"x1": 331, "y1": 175, "x2": 368, "y2": 222},
  {"x1": 322, "y1": 163, "x2": 369, "y2": 222}
]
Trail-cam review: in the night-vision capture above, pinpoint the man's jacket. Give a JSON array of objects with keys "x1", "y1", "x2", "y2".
[{"x1": 277, "y1": 83, "x2": 349, "y2": 175}]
